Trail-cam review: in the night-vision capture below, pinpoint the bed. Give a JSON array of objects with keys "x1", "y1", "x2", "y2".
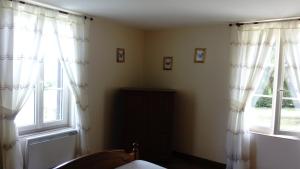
[
  {"x1": 52, "y1": 145, "x2": 166, "y2": 169},
  {"x1": 115, "y1": 160, "x2": 165, "y2": 169}
]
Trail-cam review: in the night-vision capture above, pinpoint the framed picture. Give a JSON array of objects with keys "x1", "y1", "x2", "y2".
[
  {"x1": 163, "y1": 56, "x2": 173, "y2": 70},
  {"x1": 116, "y1": 48, "x2": 125, "y2": 63},
  {"x1": 194, "y1": 48, "x2": 206, "y2": 63}
]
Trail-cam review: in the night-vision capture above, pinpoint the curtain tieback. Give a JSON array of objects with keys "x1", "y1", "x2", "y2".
[
  {"x1": 2, "y1": 140, "x2": 17, "y2": 151},
  {"x1": 76, "y1": 101, "x2": 88, "y2": 112},
  {"x1": 0, "y1": 106, "x2": 17, "y2": 120},
  {"x1": 230, "y1": 105, "x2": 245, "y2": 113},
  {"x1": 77, "y1": 124, "x2": 90, "y2": 132},
  {"x1": 238, "y1": 107, "x2": 245, "y2": 112}
]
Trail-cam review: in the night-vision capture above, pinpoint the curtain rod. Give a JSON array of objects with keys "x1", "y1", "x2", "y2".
[
  {"x1": 8, "y1": 0, "x2": 94, "y2": 21},
  {"x1": 229, "y1": 17, "x2": 300, "y2": 27}
]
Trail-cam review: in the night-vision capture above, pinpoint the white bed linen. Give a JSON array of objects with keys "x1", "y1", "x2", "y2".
[{"x1": 115, "y1": 160, "x2": 166, "y2": 169}]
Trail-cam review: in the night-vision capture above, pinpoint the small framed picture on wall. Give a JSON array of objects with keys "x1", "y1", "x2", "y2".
[
  {"x1": 116, "y1": 48, "x2": 125, "y2": 63},
  {"x1": 163, "y1": 56, "x2": 173, "y2": 70},
  {"x1": 194, "y1": 48, "x2": 206, "y2": 63}
]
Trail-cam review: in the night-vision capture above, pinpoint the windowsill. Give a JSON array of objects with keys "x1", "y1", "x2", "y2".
[
  {"x1": 250, "y1": 130, "x2": 300, "y2": 141},
  {"x1": 18, "y1": 127, "x2": 77, "y2": 140}
]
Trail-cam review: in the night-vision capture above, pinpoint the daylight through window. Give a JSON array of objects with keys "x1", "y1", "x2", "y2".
[
  {"x1": 14, "y1": 18, "x2": 74, "y2": 134},
  {"x1": 246, "y1": 43, "x2": 300, "y2": 135}
]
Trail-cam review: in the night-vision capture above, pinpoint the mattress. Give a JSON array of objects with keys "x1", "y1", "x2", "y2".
[{"x1": 115, "y1": 160, "x2": 166, "y2": 169}]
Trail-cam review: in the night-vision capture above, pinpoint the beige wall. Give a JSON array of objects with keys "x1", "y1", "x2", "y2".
[
  {"x1": 86, "y1": 21, "x2": 231, "y2": 163},
  {"x1": 88, "y1": 17, "x2": 145, "y2": 152},
  {"x1": 87, "y1": 18, "x2": 231, "y2": 163},
  {"x1": 142, "y1": 25, "x2": 300, "y2": 168},
  {"x1": 143, "y1": 25, "x2": 231, "y2": 163},
  {"x1": 3, "y1": 10, "x2": 300, "y2": 168},
  {"x1": 86, "y1": 18, "x2": 300, "y2": 168}
]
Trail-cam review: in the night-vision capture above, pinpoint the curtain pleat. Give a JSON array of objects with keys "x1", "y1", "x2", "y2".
[
  {"x1": 282, "y1": 28, "x2": 300, "y2": 100},
  {"x1": 0, "y1": 0, "x2": 91, "y2": 168},
  {"x1": 54, "y1": 17, "x2": 91, "y2": 155},
  {"x1": 0, "y1": 1, "x2": 45, "y2": 169},
  {"x1": 227, "y1": 25, "x2": 278, "y2": 169},
  {"x1": 227, "y1": 20, "x2": 300, "y2": 169}
]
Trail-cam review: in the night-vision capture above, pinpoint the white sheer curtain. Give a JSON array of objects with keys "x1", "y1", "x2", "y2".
[
  {"x1": 227, "y1": 24, "x2": 278, "y2": 169},
  {"x1": 54, "y1": 15, "x2": 91, "y2": 155},
  {"x1": 281, "y1": 21, "x2": 300, "y2": 100},
  {"x1": 1, "y1": 0, "x2": 91, "y2": 167},
  {"x1": 0, "y1": 1, "x2": 45, "y2": 169}
]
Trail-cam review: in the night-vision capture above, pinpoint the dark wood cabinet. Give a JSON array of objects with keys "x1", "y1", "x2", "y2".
[{"x1": 118, "y1": 88, "x2": 175, "y2": 162}]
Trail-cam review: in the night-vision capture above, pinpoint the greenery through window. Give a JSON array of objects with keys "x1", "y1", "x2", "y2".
[
  {"x1": 247, "y1": 49, "x2": 300, "y2": 135},
  {"x1": 255, "y1": 76, "x2": 295, "y2": 108}
]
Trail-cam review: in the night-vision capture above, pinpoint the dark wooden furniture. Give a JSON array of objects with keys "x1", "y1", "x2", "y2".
[
  {"x1": 118, "y1": 88, "x2": 175, "y2": 162},
  {"x1": 52, "y1": 149, "x2": 136, "y2": 169}
]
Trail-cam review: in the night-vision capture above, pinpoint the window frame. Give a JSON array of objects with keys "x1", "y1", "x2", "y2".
[
  {"x1": 249, "y1": 45, "x2": 300, "y2": 137},
  {"x1": 17, "y1": 61, "x2": 73, "y2": 135}
]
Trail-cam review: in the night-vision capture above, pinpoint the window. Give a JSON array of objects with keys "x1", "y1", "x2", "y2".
[
  {"x1": 246, "y1": 47, "x2": 300, "y2": 136},
  {"x1": 15, "y1": 59, "x2": 73, "y2": 134},
  {"x1": 14, "y1": 20, "x2": 74, "y2": 134}
]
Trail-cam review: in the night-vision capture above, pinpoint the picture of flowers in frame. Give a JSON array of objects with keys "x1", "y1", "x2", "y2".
[
  {"x1": 163, "y1": 56, "x2": 173, "y2": 70},
  {"x1": 194, "y1": 48, "x2": 206, "y2": 63},
  {"x1": 116, "y1": 48, "x2": 125, "y2": 63}
]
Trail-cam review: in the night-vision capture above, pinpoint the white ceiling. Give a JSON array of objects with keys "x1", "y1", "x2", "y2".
[{"x1": 34, "y1": 0, "x2": 300, "y2": 29}]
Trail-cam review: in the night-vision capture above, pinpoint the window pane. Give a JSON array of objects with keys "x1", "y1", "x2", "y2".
[
  {"x1": 43, "y1": 89, "x2": 62, "y2": 122},
  {"x1": 280, "y1": 99, "x2": 300, "y2": 132},
  {"x1": 246, "y1": 56, "x2": 275, "y2": 129},
  {"x1": 248, "y1": 96, "x2": 273, "y2": 129},
  {"x1": 43, "y1": 52, "x2": 63, "y2": 123},
  {"x1": 44, "y1": 58, "x2": 60, "y2": 88},
  {"x1": 15, "y1": 93, "x2": 35, "y2": 127},
  {"x1": 280, "y1": 63, "x2": 300, "y2": 132}
]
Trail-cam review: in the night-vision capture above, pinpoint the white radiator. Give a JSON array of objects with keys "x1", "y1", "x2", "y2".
[{"x1": 25, "y1": 130, "x2": 77, "y2": 169}]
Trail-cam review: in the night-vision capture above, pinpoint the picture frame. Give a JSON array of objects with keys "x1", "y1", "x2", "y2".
[
  {"x1": 163, "y1": 56, "x2": 173, "y2": 70},
  {"x1": 116, "y1": 48, "x2": 125, "y2": 63},
  {"x1": 194, "y1": 48, "x2": 206, "y2": 63}
]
